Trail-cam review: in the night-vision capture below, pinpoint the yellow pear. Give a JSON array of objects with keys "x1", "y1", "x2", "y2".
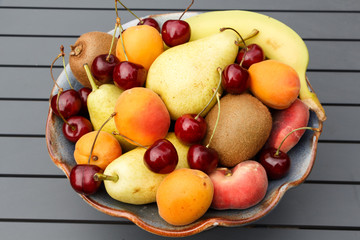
[
  {"x1": 103, "y1": 132, "x2": 190, "y2": 205},
  {"x1": 146, "y1": 30, "x2": 239, "y2": 120},
  {"x1": 84, "y1": 65, "x2": 136, "y2": 152}
]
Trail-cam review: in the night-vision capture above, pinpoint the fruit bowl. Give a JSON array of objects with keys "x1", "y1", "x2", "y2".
[{"x1": 46, "y1": 12, "x2": 323, "y2": 237}]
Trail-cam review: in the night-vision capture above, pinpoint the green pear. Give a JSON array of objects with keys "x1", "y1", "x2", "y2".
[
  {"x1": 146, "y1": 30, "x2": 239, "y2": 120},
  {"x1": 84, "y1": 65, "x2": 136, "y2": 152},
  {"x1": 103, "y1": 132, "x2": 190, "y2": 205}
]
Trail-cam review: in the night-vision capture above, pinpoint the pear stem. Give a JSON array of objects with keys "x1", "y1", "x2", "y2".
[
  {"x1": 179, "y1": 0, "x2": 194, "y2": 20},
  {"x1": 83, "y1": 64, "x2": 98, "y2": 91},
  {"x1": 112, "y1": 131, "x2": 149, "y2": 149},
  {"x1": 275, "y1": 127, "x2": 321, "y2": 156},
  {"x1": 94, "y1": 173, "x2": 119, "y2": 182},
  {"x1": 87, "y1": 112, "x2": 117, "y2": 165},
  {"x1": 206, "y1": 68, "x2": 222, "y2": 148},
  {"x1": 195, "y1": 68, "x2": 222, "y2": 120},
  {"x1": 220, "y1": 27, "x2": 248, "y2": 67}
]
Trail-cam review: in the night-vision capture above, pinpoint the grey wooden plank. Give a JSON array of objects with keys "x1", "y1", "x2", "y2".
[
  {"x1": 0, "y1": 137, "x2": 62, "y2": 175},
  {"x1": 0, "y1": 222, "x2": 359, "y2": 240},
  {"x1": 0, "y1": 103, "x2": 358, "y2": 141},
  {"x1": 0, "y1": 178, "x2": 359, "y2": 227},
  {"x1": 0, "y1": 67, "x2": 59, "y2": 99},
  {"x1": 307, "y1": 142, "x2": 360, "y2": 182},
  {"x1": 1, "y1": 9, "x2": 359, "y2": 39},
  {"x1": 0, "y1": 0, "x2": 358, "y2": 11},
  {"x1": 258, "y1": 183, "x2": 360, "y2": 227},
  {"x1": 307, "y1": 72, "x2": 360, "y2": 105},
  {"x1": 1, "y1": 37, "x2": 359, "y2": 70}
]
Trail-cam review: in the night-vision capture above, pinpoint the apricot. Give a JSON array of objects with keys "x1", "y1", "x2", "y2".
[
  {"x1": 114, "y1": 87, "x2": 170, "y2": 147},
  {"x1": 74, "y1": 131, "x2": 122, "y2": 170},
  {"x1": 248, "y1": 59, "x2": 300, "y2": 109},
  {"x1": 156, "y1": 168, "x2": 214, "y2": 226},
  {"x1": 116, "y1": 25, "x2": 164, "y2": 70}
]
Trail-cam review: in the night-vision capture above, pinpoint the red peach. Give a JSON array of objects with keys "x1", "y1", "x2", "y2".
[
  {"x1": 114, "y1": 87, "x2": 170, "y2": 146},
  {"x1": 209, "y1": 160, "x2": 268, "y2": 210},
  {"x1": 264, "y1": 98, "x2": 310, "y2": 153}
]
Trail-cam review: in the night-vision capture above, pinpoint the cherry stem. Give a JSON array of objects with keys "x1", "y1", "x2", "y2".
[
  {"x1": 93, "y1": 172, "x2": 119, "y2": 182},
  {"x1": 112, "y1": 130, "x2": 149, "y2": 149},
  {"x1": 60, "y1": 46, "x2": 73, "y2": 89},
  {"x1": 117, "y1": 17, "x2": 128, "y2": 62},
  {"x1": 87, "y1": 112, "x2": 117, "y2": 165},
  {"x1": 107, "y1": 17, "x2": 121, "y2": 62},
  {"x1": 220, "y1": 27, "x2": 248, "y2": 67},
  {"x1": 83, "y1": 64, "x2": 98, "y2": 91},
  {"x1": 206, "y1": 68, "x2": 222, "y2": 148},
  {"x1": 235, "y1": 29, "x2": 259, "y2": 45},
  {"x1": 117, "y1": 0, "x2": 142, "y2": 22},
  {"x1": 275, "y1": 126, "x2": 321, "y2": 156},
  {"x1": 195, "y1": 68, "x2": 222, "y2": 120},
  {"x1": 179, "y1": 0, "x2": 194, "y2": 20},
  {"x1": 50, "y1": 48, "x2": 63, "y2": 90}
]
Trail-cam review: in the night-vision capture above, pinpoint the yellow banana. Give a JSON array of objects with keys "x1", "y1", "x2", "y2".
[{"x1": 185, "y1": 10, "x2": 326, "y2": 121}]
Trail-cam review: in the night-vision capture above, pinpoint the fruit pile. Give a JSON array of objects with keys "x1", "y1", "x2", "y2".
[{"x1": 49, "y1": 1, "x2": 325, "y2": 227}]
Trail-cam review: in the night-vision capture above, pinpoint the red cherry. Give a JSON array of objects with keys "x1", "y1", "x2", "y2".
[
  {"x1": 222, "y1": 64, "x2": 249, "y2": 94},
  {"x1": 143, "y1": 139, "x2": 178, "y2": 174},
  {"x1": 161, "y1": 20, "x2": 191, "y2": 47},
  {"x1": 113, "y1": 61, "x2": 147, "y2": 90},
  {"x1": 70, "y1": 164, "x2": 103, "y2": 195},
  {"x1": 78, "y1": 87, "x2": 91, "y2": 115},
  {"x1": 259, "y1": 148, "x2": 290, "y2": 180},
  {"x1": 174, "y1": 114, "x2": 207, "y2": 145},
  {"x1": 137, "y1": 18, "x2": 160, "y2": 32},
  {"x1": 91, "y1": 54, "x2": 120, "y2": 83},
  {"x1": 62, "y1": 116, "x2": 93, "y2": 143},
  {"x1": 50, "y1": 89, "x2": 82, "y2": 119},
  {"x1": 187, "y1": 144, "x2": 218, "y2": 174},
  {"x1": 236, "y1": 44, "x2": 265, "y2": 69}
]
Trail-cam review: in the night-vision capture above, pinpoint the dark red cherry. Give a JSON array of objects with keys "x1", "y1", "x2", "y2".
[
  {"x1": 137, "y1": 17, "x2": 160, "y2": 32},
  {"x1": 113, "y1": 61, "x2": 147, "y2": 90},
  {"x1": 144, "y1": 139, "x2": 178, "y2": 174},
  {"x1": 78, "y1": 87, "x2": 91, "y2": 115},
  {"x1": 187, "y1": 144, "x2": 218, "y2": 174},
  {"x1": 222, "y1": 64, "x2": 249, "y2": 94},
  {"x1": 236, "y1": 44, "x2": 265, "y2": 69},
  {"x1": 259, "y1": 148, "x2": 290, "y2": 180},
  {"x1": 50, "y1": 89, "x2": 82, "y2": 119},
  {"x1": 91, "y1": 54, "x2": 120, "y2": 83},
  {"x1": 161, "y1": 20, "x2": 191, "y2": 47},
  {"x1": 174, "y1": 114, "x2": 207, "y2": 145},
  {"x1": 62, "y1": 116, "x2": 93, "y2": 143},
  {"x1": 70, "y1": 164, "x2": 103, "y2": 195}
]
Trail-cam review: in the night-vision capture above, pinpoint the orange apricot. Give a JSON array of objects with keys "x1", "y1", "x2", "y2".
[
  {"x1": 156, "y1": 168, "x2": 214, "y2": 226},
  {"x1": 74, "y1": 131, "x2": 122, "y2": 170},
  {"x1": 114, "y1": 87, "x2": 170, "y2": 147},
  {"x1": 116, "y1": 25, "x2": 164, "y2": 70},
  {"x1": 248, "y1": 59, "x2": 300, "y2": 109}
]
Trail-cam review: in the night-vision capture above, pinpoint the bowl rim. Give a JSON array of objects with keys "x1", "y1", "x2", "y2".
[{"x1": 45, "y1": 11, "x2": 324, "y2": 237}]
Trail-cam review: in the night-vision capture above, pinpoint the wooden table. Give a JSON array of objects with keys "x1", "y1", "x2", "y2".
[{"x1": 1, "y1": 0, "x2": 359, "y2": 239}]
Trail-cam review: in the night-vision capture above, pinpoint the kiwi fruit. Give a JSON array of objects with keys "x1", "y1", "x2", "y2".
[
  {"x1": 69, "y1": 31, "x2": 118, "y2": 88},
  {"x1": 203, "y1": 93, "x2": 272, "y2": 167}
]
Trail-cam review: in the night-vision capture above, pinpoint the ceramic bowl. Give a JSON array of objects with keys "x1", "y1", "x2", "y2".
[{"x1": 46, "y1": 12, "x2": 323, "y2": 237}]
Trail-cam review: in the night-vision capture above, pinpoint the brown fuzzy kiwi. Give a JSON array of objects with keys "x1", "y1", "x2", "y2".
[
  {"x1": 203, "y1": 93, "x2": 272, "y2": 167},
  {"x1": 69, "y1": 32, "x2": 118, "y2": 88}
]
